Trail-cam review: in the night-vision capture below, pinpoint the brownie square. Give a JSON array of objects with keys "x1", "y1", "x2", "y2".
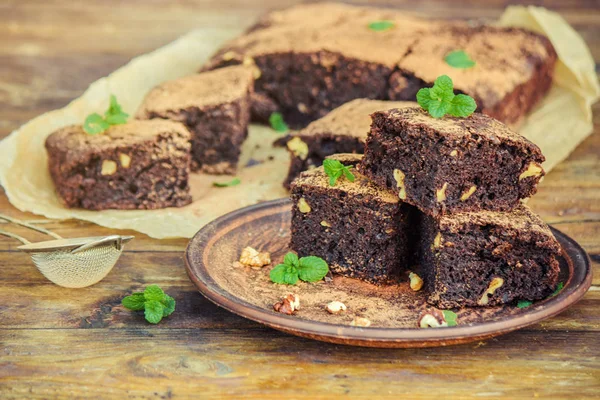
[
  {"x1": 359, "y1": 108, "x2": 545, "y2": 216},
  {"x1": 390, "y1": 26, "x2": 557, "y2": 128},
  {"x1": 45, "y1": 120, "x2": 192, "y2": 210},
  {"x1": 290, "y1": 154, "x2": 414, "y2": 284},
  {"x1": 136, "y1": 65, "x2": 253, "y2": 174},
  {"x1": 418, "y1": 204, "x2": 561, "y2": 308},
  {"x1": 283, "y1": 99, "x2": 416, "y2": 189}
]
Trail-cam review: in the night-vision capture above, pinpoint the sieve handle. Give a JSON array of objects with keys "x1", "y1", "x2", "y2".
[
  {"x1": 0, "y1": 229, "x2": 31, "y2": 245},
  {"x1": 0, "y1": 214, "x2": 62, "y2": 240}
]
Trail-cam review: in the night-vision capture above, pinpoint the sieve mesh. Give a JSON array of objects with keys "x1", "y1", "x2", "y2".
[{"x1": 30, "y1": 243, "x2": 123, "y2": 288}]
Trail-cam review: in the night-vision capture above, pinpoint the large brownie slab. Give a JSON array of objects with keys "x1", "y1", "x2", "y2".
[
  {"x1": 45, "y1": 120, "x2": 192, "y2": 210},
  {"x1": 283, "y1": 99, "x2": 416, "y2": 189},
  {"x1": 359, "y1": 108, "x2": 545, "y2": 216},
  {"x1": 418, "y1": 204, "x2": 561, "y2": 308},
  {"x1": 136, "y1": 65, "x2": 253, "y2": 174},
  {"x1": 290, "y1": 154, "x2": 415, "y2": 284},
  {"x1": 203, "y1": 3, "x2": 556, "y2": 128}
]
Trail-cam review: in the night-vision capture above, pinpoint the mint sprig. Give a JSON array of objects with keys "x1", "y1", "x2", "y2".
[
  {"x1": 445, "y1": 50, "x2": 476, "y2": 69},
  {"x1": 551, "y1": 282, "x2": 564, "y2": 297},
  {"x1": 517, "y1": 300, "x2": 533, "y2": 309},
  {"x1": 323, "y1": 159, "x2": 355, "y2": 187},
  {"x1": 83, "y1": 94, "x2": 129, "y2": 135},
  {"x1": 213, "y1": 177, "x2": 241, "y2": 187},
  {"x1": 270, "y1": 252, "x2": 329, "y2": 285},
  {"x1": 122, "y1": 284, "x2": 176, "y2": 324},
  {"x1": 368, "y1": 21, "x2": 395, "y2": 31},
  {"x1": 442, "y1": 310, "x2": 458, "y2": 327},
  {"x1": 269, "y1": 112, "x2": 289, "y2": 133},
  {"x1": 416, "y1": 75, "x2": 477, "y2": 119}
]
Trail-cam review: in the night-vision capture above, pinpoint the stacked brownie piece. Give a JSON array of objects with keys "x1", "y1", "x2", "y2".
[{"x1": 290, "y1": 105, "x2": 561, "y2": 309}]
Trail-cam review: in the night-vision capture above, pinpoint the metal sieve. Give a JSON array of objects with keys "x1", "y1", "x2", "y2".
[{"x1": 0, "y1": 214, "x2": 133, "y2": 288}]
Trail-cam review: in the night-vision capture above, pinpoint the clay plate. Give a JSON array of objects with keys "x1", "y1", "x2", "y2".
[{"x1": 185, "y1": 199, "x2": 592, "y2": 348}]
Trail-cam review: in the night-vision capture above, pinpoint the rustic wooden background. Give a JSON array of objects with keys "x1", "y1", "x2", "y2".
[{"x1": 0, "y1": 0, "x2": 599, "y2": 398}]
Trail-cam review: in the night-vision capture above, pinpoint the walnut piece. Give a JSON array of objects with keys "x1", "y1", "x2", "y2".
[
  {"x1": 478, "y1": 277, "x2": 504, "y2": 305},
  {"x1": 519, "y1": 162, "x2": 543, "y2": 180},
  {"x1": 450, "y1": 150, "x2": 458, "y2": 157},
  {"x1": 350, "y1": 317, "x2": 371, "y2": 327},
  {"x1": 436, "y1": 182, "x2": 448, "y2": 202},
  {"x1": 393, "y1": 169, "x2": 407, "y2": 200},
  {"x1": 432, "y1": 232, "x2": 442, "y2": 249},
  {"x1": 326, "y1": 301, "x2": 347, "y2": 314},
  {"x1": 460, "y1": 185, "x2": 477, "y2": 201},
  {"x1": 287, "y1": 137, "x2": 309, "y2": 161},
  {"x1": 320, "y1": 220, "x2": 331, "y2": 227},
  {"x1": 273, "y1": 294, "x2": 300, "y2": 315},
  {"x1": 418, "y1": 309, "x2": 448, "y2": 328},
  {"x1": 297, "y1": 197, "x2": 311, "y2": 213},
  {"x1": 409, "y1": 272, "x2": 424, "y2": 291},
  {"x1": 239, "y1": 246, "x2": 271, "y2": 268},
  {"x1": 101, "y1": 160, "x2": 117, "y2": 176},
  {"x1": 119, "y1": 153, "x2": 131, "y2": 168}
]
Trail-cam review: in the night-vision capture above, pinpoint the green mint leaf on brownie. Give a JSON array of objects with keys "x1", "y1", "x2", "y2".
[
  {"x1": 121, "y1": 293, "x2": 146, "y2": 311},
  {"x1": 283, "y1": 252, "x2": 300, "y2": 268},
  {"x1": 269, "y1": 112, "x2": 289, "y2": 133},
  {"x1": 323, "y1": 159, "x2": 355, "y2": 187},
  {"x1": 368, "y1": 20, "x2": 395, "y2": 31},
  {"x1": 144, "y1": 300, "x2": 165, "y2": 324},
  {"x1": 270, "y1": 263, "x2": 299, "y2": 285},
  {"x1": 144, "y1": 284, "x2": 166, "y2": 302},
  {"x1": 416, "y1": 75, "x2": 477, "y2": 119},
  {"x1": 83, "y1": 113, "x2": 110, "y2": 135},
  {"x1": 213, "y1": 177, "x2": 241, "y2": 187},
  {"x1": 297, "y1": 256, "x2": 329, "y2": 282},
  {"x1": 444, "y1": 50, "x2": 476, "y2": 69},
  {"x1": 517, "y1": 300, "x2": 533, "y2": 309},
  {"x1": 551, "y1": 282, "x2": 564, "y2": 297},
  {"x1": 161, "y1": 295, "x2": 176, "y2": 317},
  {"x1": 442, "y1": 310, "x2": 458, "y2": 327}
]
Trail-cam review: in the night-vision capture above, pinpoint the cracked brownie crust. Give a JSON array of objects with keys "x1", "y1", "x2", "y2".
[{"x1": 45, "y1": 120, "x2": 192, "y2": 210}]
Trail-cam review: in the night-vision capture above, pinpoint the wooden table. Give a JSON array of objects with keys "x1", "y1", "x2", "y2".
[{"x1": 1, "y1": 1, "x2": 598, "y2": 398}]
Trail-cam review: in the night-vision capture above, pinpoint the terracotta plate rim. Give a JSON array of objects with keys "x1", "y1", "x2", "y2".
[{"x1": 185, "y1": 198, "x2": 592, "y2": 346}]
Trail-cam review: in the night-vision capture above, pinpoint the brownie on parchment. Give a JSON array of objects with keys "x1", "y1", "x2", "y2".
[
  {"x1": 283, "y1": 99, "x2": 416, "y2": 189},
  {"x1": 290, "y1": 154, "x2": 415, "y2": 284},
  {"x1": 418, "y1": 204, "x2": 561, "y2": 308},
  {"x1": 359, "y1": 108, "x2": 545, "y2": 217},
  {"x1": 136, "y1": 65, "x2": 253, "y2": 174},
  {"x1": 202, "y1": 3, "x2": 556, "y2": 128},
  {"x1": 45, "y1": 120, "x2": 192, "y2": 210}
]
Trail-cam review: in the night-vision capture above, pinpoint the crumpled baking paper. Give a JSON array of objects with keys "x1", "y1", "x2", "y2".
[{"x1": 0, "y1": 6, "x2": 597, "y2": 239}]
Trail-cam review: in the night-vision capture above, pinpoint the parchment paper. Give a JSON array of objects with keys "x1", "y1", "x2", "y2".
[{"x1": 0, "y1": 6, "x2": 598, "y2": 239}]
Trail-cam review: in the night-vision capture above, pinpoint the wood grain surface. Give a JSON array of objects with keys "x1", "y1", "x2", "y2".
[{"x1": 0, "y1": 1, "x2": 599, "y2": 398}]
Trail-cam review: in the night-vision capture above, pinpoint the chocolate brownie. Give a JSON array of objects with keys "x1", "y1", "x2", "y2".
[
  {"x1": 45, "y1": 120, "x2": 192, "y2": 210},
  {"x1": 283, "y1": 99, "x2": 416, "y2": 189},
  {"x1": 136, "y1": 65, "x2": 253, "y2": 174},
  {"x1": 202, "y1": 3, "x2": 555, "y2": 128},
  {"x1": 418, "y1": 204, "x2": 561, "y2": 308},
  {"x1": 390, "y1": 26, "x2": 557, "y2": 128},
  {"x1": 290, "y1": 153, "x2": 414, "y2": 284},
  {"x1": 359, "y1": 108, "x2": 545, "y2": 216}
]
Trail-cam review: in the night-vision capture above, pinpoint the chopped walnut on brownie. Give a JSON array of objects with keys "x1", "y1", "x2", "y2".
[
  {"x1": 282, "y1": 99, "x2": 416, "y2": 189},
  {"x1": 45, "y1": 120, "x2": 192, "y2": 210},
  {"x1": 359, "y1": 107, "x2": 546, "y2": 216},
  {"x1": 136, "y1": 65, "x2": 253, "y2": 174},
  {"x1": 290, "y1": 154, "x2": 415, "y2": 284},
  {"x1": 418, "y1": 204, "x2": 561, "y2": 308}
]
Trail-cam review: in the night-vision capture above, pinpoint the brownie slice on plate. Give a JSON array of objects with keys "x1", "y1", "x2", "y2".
[
  {"x1": 283, "y1": 99, "x2": 416, "y2": 189},
  {"x1": 136, "y1": 65, "x2": 253, "y2": 174},
  {"x1": 359, "y1": 107, "x2": 545, "y2": 216},
  {"x1": 45, "y1": 120, "x2": 192, "y2": 210},
  {"x1": 418, "y1": 204, "x2": 561, "y2": 308},
  {"x1": 290, "y1": 154, "x2": 415, "y2": 284}
]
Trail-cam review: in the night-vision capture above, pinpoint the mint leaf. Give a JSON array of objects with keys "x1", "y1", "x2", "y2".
[
  {"x1": 368, "y1": 21, "x2": 395, "y2": 31},
  {"x1": 107, "y1": 94, "x2": 124, "y2": 116},
  {"x1": 121, "y1": 293, "x2": 145, "y2": 311},
  {"x1": 83, "y1": 113, "x2": 110, "y2": 135},
  {"x1": 269, "y1": 112, "x2": 289, "y2": 133},
  {"x1": 144, "y1": 284, "x2": 166, "y2": 302},
  {"x1": 283, "y1": 252, "x2": 299, "y2": 268},
  {"x1": 105, "y1": 113, "x2": 128, "y2": 125},
  {"x1": 445, "y1": 50, "x2": 476, "y2": 69},
  {"x1": 551, "y1": 282, "x2": 564, "y2": 297},
  {"x1": 517, "y1": 300, "x2": 533, "y2": 309},
  {"x1": 323, "y1": 159, "x2": 355, "y2": 186},
  {"x1": 213, "y1": 177, "x2": 241, "y2": 187},
  {"x1": 442, "y1": 310, "x2": 458, "y2": 327},
  {"x1": 161, "y1": 295, "x2": 176, "y2": 317},
  {"x1": 416, "y1": 75, "x2": 477, "y2": 119},
  {"x1": 144, "y1": 300, "x2": 164, "y2": 324},
  {"x1": 297, "y1": 256, "x2": 329, "y2": 282},
  {"x1": 449, "y1": 94, "x2": 477, "y2": 117},
  {"x1": 270, "y1": 263, "x2": 299, "y2": 285}
]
